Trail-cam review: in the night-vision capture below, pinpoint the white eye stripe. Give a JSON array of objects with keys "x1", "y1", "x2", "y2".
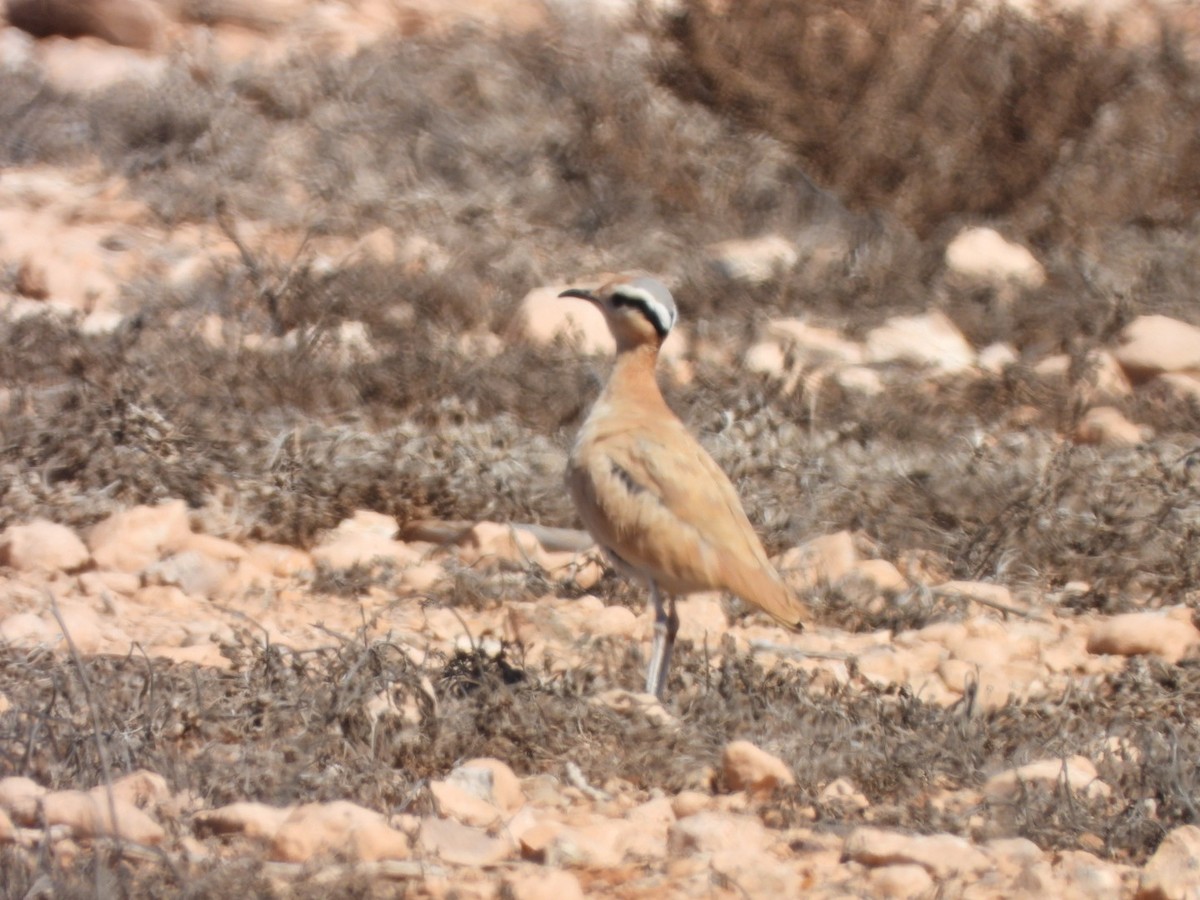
[{"x1": 612, "y1": 286, "x2": 676, "y2": 335}]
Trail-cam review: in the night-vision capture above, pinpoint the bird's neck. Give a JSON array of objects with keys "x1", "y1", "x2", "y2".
[{"x1": 603, "y1": 343, "x2": 667, "y2": 411}]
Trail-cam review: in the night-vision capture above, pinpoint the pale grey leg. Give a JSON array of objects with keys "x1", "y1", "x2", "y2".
[{"x1": 645, "y1": 583, "x2": 679, "y2": 699}]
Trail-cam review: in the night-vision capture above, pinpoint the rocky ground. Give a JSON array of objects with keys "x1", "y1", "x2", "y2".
[{"x1": 6, "y1": 0, "x2": 1200, "y2": 897}]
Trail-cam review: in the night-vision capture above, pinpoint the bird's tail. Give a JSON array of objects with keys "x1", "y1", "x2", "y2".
[{"x1": 724, "y1": 557, "x2": 810, "y2": 631}]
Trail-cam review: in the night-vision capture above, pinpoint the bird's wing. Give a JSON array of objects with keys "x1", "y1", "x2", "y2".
[{"x1": 572, "y1": 417, "x2": 807, "y2": 628}]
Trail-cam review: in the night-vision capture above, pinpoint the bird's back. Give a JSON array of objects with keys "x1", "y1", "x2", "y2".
[{"x1": 568, "y1": 366, "x2": 807, "y2": 629}]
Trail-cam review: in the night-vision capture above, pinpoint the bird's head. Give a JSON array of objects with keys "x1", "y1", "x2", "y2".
[{"x1": 559, "y1": 275, "x2": 677, "y2": 352}]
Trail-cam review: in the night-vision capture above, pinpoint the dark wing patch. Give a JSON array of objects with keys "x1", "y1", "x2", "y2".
[{"x1": 610, "y1": 459, "x2": 648, "y2": 496}]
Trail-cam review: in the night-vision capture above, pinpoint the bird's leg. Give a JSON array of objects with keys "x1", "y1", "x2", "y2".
[{"x1": 646, "y1": 583, "x2": 679, "y2": 699}]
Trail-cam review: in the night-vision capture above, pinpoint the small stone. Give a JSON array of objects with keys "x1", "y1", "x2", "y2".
[
  {"x1": 1115, "y1": 315, "x2": 1200, "y2": 384},
  {"x1": 417, "y1": 816, "x2": 513, "y2": 866},
  {"x1": 668, "y1": 811, "x2": 769, "y2": 856},
  {"x1": 767, "y1": 319, "x2": 863, "y2": 366},
  {"x1": 0, "y1": 519, "x2": 90, "y2": 572},
  {"x1": 819, "y1": 777, "x2": 869, "y2": 813},
  {"x1": 671, "y1": 791, "x2": 713, "y2": 819},
  {"x1": 87, "y1": 500, "x2": 191, "y2": 573},
  {"x1": 843, "y1": 827, "x2": 991, "y2": 878},
  {"x1": 0, "y1": 776, "x2": 46, "y2": 825},
  {"x1": 984, "y1": 756, "x2": 1110, "y2": 801},
  {"x1": 706, "y1": 235, "x2": 798, "y2": 284},
  {"x1": 89, "y1": 770, "x2": 169, "y2": 811},
  {"x1": 945, "y1": 226, "x2": 1045, "y2": 289},
  {"x1": 142, "y1": 551, "x2": 230, "y2": 597},
  {"x1": 193, "y1": 802, "x2": 294, "y2": 840},
  {"x1": 744, "y1": 341, "x2": 787, "y2": 377},
  {"x1": 1074, "y1": 406, "x2": 1147, "y2": 448},
  {"x1": 503, "y1": 869, "x2": 585, "y2": 900},
  {"x1": 721, "y1": 740, "x2": 794, "y2": 796},
  {"x1": 866, "y1": 310, "x2": 975, "y2": 373},
  {"x1": 866, "y1": 862, "x2": 935, "y2": 898},
  {"x1": 978, "y1": 342, "x2": 1019, "y2": 372},
  {"x1": 269, "y1": 801, "x2": 404, "y2": 863},
  {"x1": 778, "y1": 531, "x2": 857, "y2": 591},
  {"x1": 1088, "y1": 611, "x2": 1200, "y2": 664},
  {"x1": 42, "y1": 789, "x2": 165, "y2": 844},
  {"x1": 1138, "y1": 824, "x2": 1200, "y2": 900},
  {"x1": 844, "y1": 559, "x2": 908, "y2": 595}
]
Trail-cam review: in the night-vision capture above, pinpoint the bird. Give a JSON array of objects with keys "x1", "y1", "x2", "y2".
[{"x1": 559, "y1": 274, "x2": 809, "y2": 699}]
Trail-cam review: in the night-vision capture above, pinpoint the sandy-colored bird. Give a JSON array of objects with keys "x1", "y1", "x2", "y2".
[{"x1": 560, "y1": 275, "x2": 808, "y2": 698}]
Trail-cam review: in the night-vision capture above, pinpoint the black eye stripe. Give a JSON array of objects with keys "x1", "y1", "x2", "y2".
[{"x1": 611, "y1": 295, "x2": 669, "y2": 339}]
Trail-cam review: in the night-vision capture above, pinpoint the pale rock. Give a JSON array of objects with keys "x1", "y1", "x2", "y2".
[
  {"x1": 79, "y1": 310, "x2": 124, "y2": 334},
  {"x1": 0, "y1": 612, "x2": 56, "y2": 648},
  {"x1": 1057, "y1": 850, "x2": 1128, "y2": 897},
  {"x1": 866, "y1": 310, "x2": 975, "y2": 373},
  {"x1": 819, "y1": 777, "x2": 869, "y2": 813},
  {"x1": 1157, "y1": 372, "x2": 1200, "y2": 404},
  {"x1": 1074, "y1": 406, "x2": 1147, "y2": 448},
  {"x1": 945, "y1": 227, "x2": 1045, "y2": 288},
  {"x1": 581, "y1": 604, "x2": 639, "y2": 638},
  {"x1": 269, "y1": 801, "x2": 404, "y2": 863},
  {"x1": 457, "y1": 521, "x2": 543, "y2": 568},
  {"x1": 947, "y1": 635, "x2": 1011, "y2": 668},
  {"x1": 984, "y1": 756, "x2": 1110, "y2": 801},
  {"x1": 778, "y1": 531, "x2": 857, "y2": 591},
  {"x1": 845, "y1": 559, "x2": 908, "y2": 595},
  {"x1": 7, "y1": 0, "x2": 167, "y2": 50},
  {"x1": 87, "y1": 500, "x2": 191, "y2": 573},
  {"x1": 744, "y1": 341, "x2": 787, "y2": 377},
  {"x1": 401, "y1": 561, "x2": 444, "y2": 592},
  {"x1": 0, "y1": 808, "x2": 14, "y2": 844},
  {"x1": 542, "y1": 819, "x2": 643, "y2": 868},
  {"x1": 767, "y1": 319, "x2": 864, "y2": 366},
  {"x1": 671, "y1": 791, "x2": 713, "y2": 818},
  {"x1": 866, "y1": 862, "x2": 935, "y2": 898},
  {"x1": 668, "y1": 811, "x2": 770, "y2": 856},
  {"x1": 1114, "y1": 315, "x2": 1200, "y2": 383},
  {"x1": 856, "y1": 647, "x2": 910, "y2": 687},
  {"x1": 78, "y1": 570, "x2": 140, "y2": 596},
  {"x1": 521, "y1": 285, "x2": 613, "y2": 355},
  {"x1": 246, "y1": 543, "x2": 313, "y2": 578},
  {"x1": 348, "y1": 819, "x2": 413, "y2": 862},
  {"x1": 0, "y1": 519, "x2": 89, "y2": 572},
  {"x1": 180, "y1": 533, "x2": 246, "y2": 563},
  {"x1": 326, "y1": 510, "x2": 399, "y2": 540},
  {"x1": 312, "y1": 534, "x2": 417, "y2": 571},
  {"x1": 142, "y1": 550, "x2": 230, "y2": 597},
  {"x1": 937, "y1": 661, "x2": 1012, "y2": 711},
  {"x1": 675, "y1": 593, "x2": 728, "y2": 644},
  {"x1": 431, "y1": 759, "x2": 524, "y2": 827},
  {"x1": 48, "y1": 603, "x2": 107, "y2": 654},
  {"x1": 42, "y1": 789, "x2": 165, "y2": 844},
  {"x1": 1087, "y1": 610, "x2": 1200, "y2": 663},
  {"x1": 517, "y1": 820, "x2": 564, "y2": 861},
  {"x1": 706, "y1": 235, "x2": 798, "y2": 284},
  {"x1": 843, "y1": 827, "x2": 991, "y2": 878},
  {"x1": 834, "y1": 365, "x2": 885, "y2": 396},
  {"x1": 978, "y1": 342, "x2": 1019, "y2": 373},
  {"x1": 193, "y1": 802, "x2": 294, "y2": 840},
  {"x1": 503, "y1": 869, "x2": 585, "y2": 900},
  {"x1": 721, "y1": 740, "x2": 794, "y2": 796},
  {"x1": 417, "y1": 816, "x2": 513, "y2": 866},
  {"x1": 0, "y1": 776, "x2": 46, "y2": 825},
  {"x1": 91, "y1": 770, "x2": 169, "y2": 810},
  {"x1": 986, "y1": 836, "x2": 1044, "y2": 866},
  {"x1": 1137, "y1": 824, "x2": 1200, "y2": 900}
]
